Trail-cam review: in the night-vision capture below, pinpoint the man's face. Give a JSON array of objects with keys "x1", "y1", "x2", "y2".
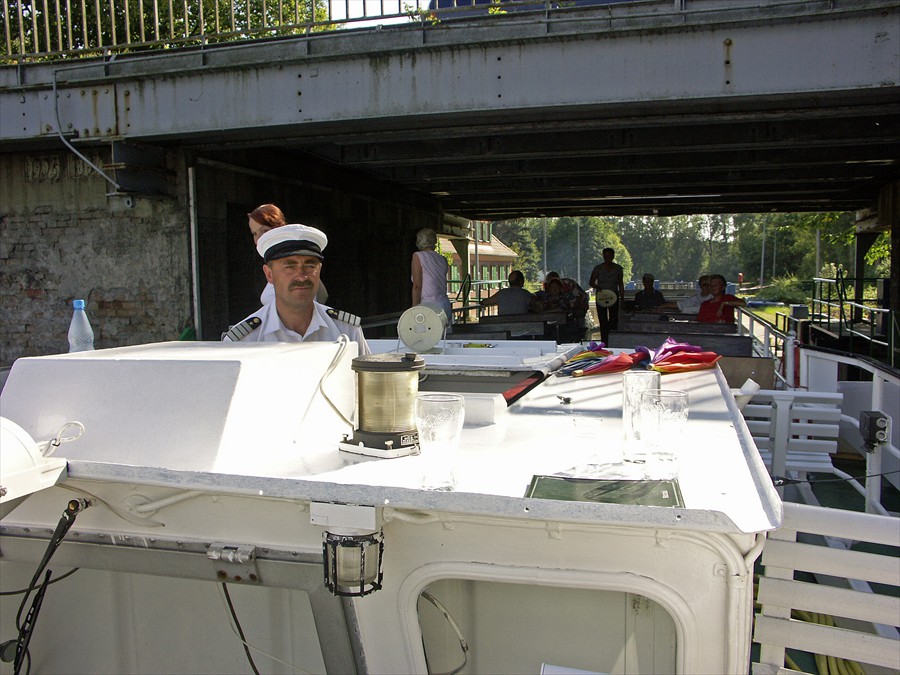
[
  {"x1": 249, "y1": 218, "x2": 270, "y2": 245},
  {"x1": 264, "y1": 254, "x2": 322, "y2": 306},
  {"x1": 603, "y1": 250, "x2": 614, "y2": 263},
  {"x1": 708, "y1": 277, "x2": 725, "y2": 296},
  {"x1": 643, "y1": 277, "x2": 654, "y2": 291},
  {"x1": 699, "y1": 279, "x2": 711, "y2": 295}
]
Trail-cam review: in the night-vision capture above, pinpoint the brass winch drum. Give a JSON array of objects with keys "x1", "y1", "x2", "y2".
[{"x1": 350, "y1": 353, "x2": 425, "y2": 452}]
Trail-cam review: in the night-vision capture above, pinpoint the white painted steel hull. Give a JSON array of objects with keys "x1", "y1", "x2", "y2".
[{"x1": 0, "y1": 341, "x2": 779, "y2": 674}]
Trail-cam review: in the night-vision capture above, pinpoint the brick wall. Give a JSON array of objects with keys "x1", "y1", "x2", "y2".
[{"x1": 0, "y1": 150, "x2": 191, "y2": 367}]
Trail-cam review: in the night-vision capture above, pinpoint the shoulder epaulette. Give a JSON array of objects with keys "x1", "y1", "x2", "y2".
[
  {"x1": 222, "y1": 316, "x2": 262, "y2": 341},
  {"x1": 326, "y1": 308, "x2": 361, "y2": 327}
]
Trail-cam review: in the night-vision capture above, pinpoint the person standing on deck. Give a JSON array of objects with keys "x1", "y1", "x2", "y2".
[
  {"x1": 588, "y1": 248, "x2": 625, "y2": 345},
  {"x1": 411, "y1": 228, "x2": 454, "y2": 327}
]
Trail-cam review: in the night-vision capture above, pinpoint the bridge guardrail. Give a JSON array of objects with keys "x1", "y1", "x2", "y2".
[{"x1": 4, "y1": 0, "x2": 878, "y2": 63}]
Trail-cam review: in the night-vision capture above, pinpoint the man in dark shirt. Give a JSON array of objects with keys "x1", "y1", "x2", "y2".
[{"x1": 633, "y1": 274, "x2": 666, "y2": 311}]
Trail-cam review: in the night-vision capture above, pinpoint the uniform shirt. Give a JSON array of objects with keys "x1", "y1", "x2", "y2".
[{"x1": 224, "y1": 301, "x2": 370, "y2": 354}]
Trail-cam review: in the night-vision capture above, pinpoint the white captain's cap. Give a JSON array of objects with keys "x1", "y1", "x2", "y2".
[{"x1": 257, "y1": 224, "x2": 328, "y2": 263}]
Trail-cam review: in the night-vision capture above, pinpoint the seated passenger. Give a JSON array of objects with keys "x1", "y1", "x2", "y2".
[
  {"x1": 532, "y1": 278, "x2": 568, "y2": 313},
  {"x1": 543, "y1": 271, "x2": 589, "y2": 324},
  {"x1": 633, "y1": 273, "x2": 666, "y2": 310},
  {"x1": 659, "y1": 275, "x2": 712, "y2": 314},
  {"x1": 534, "y1": 274, "x2": 588, "y2": 342},
  {"x1": 480, "y1": 270, "x2": 534, "y2": 315},
  {"x1": 697, "y1": 274, "x2": 746, "y2": 323}
]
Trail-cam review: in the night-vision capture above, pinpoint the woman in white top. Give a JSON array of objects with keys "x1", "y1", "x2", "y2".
[{"x1": 411, "y1": 227, "x2": 454, "y2": 325}]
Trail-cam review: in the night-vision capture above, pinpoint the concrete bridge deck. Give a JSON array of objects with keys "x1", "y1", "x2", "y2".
[{"x1": 2, "y1": 0, "x2": 898, "y2": 218}]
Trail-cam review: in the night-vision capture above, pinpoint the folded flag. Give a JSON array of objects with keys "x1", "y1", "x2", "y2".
[{"x1": 649, "y1": 337, "x2": 721, "y2": 373}]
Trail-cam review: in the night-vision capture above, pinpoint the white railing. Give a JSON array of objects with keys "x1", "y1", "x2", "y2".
[
  {"x1": 797, "y1": 347, "x2": 900, "y2": 515},
  {"x1": 753, "y1": 502, "x2": 900, "y2": 674},
  {"x1": 735, "y1": 305, "x2": 899, "y2": 514},
  {"x1": 736, "y1": 307, "x2": 796, "y2": 388}
]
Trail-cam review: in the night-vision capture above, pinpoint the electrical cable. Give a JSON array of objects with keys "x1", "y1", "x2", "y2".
[
  {"x1": 296, "y1": 334, "x2": 353, "y2": 426},
  {"x1": 772, "y1": 469, "x2": 899, "y2": 486},
  {"x1": 51, "y1": 70, "x2": 122, "y2": 194},
  {"x1": 221, "y1": 583, "x2": 260, "y2": 675},
  {"x1": 4, "y1": 499, "x2": 90, "y2": 675},
  {"x1": 58, "y1": 483, "x2": 165, "y2": 527},
  {"x1": 0, "y1": 568, "x2": 80, "y2": 596},
  {"x1": 420, "y1": 591, "x2": 468, "y2": 675},
  {"x1": 217, "y1": 584, "x2": 311, "y2": 674},
  {"x1": 14, "y1": 571, "x2": 51, "y2": 674}
]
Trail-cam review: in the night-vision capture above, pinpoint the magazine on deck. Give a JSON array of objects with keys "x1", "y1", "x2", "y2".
[{"x1": 525, "y1": 476, "x2": 684, "y2": 508}]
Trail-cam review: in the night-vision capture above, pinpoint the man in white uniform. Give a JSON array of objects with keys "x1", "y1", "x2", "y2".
[{"x1": 223, "y1": 224, "x2": 370, "y2": 354}]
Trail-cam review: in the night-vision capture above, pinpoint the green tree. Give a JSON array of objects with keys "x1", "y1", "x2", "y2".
[
  {"x1": 733, "y1": 212, "x2": 855, "y2": 285},
  {"x1": 491, "y1": 219, "x2": 542, "y2": 284},
  {"x1": 4, "y1": 0, "x2": 330, "y2": 60},
  {"x1": 616, "y1": 215, "x2": 704, "y2": 282},
  {"x1": 543, "y1": 216, "x2": 631, "y2": 287}
]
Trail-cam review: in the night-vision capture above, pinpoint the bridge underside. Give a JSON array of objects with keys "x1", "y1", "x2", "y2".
[
  {"x1": 2, "y1": 0, "x2": 899, "y2": 220},
  {"x1": 195, "y1": 89, "x2": 900, "y2": 219}
]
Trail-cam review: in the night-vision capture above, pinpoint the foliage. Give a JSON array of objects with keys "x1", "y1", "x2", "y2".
[
  {"x1": 616, "y1": 215, "x2": 705, "y2": 281},
  {"x1": 524, "y1": 216, "x2": 631, "y2": 287},
  {"x1": 733, "y1": 212, "x2": 855, "y2": 285},
  {"x1": 483, "y1": 212, "x2": 862, "y2": 292},
  {"x1": 491, "y1": 219, "x2": 542, "y2": 283},
  {"x1": 865, "y1": 232, "x2": 891, "y2": 277},
  {"x1": 4, "y1": 0, "x2": 331, "y2": 59},
  {"x1": 751, "y1": 276, "x2": 809, "y2": 305}
]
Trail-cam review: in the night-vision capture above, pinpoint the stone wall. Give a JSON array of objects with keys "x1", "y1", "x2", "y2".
[
  {"x1": 0, "y1": 146, "x2": 449, "y2": 367},
  {"x1": 0, "y1": 149, "x2": 191, "y2": 367}
]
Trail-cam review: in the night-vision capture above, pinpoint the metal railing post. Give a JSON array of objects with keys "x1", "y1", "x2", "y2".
[{"x1": 784, "y1": 332, "x2": 795, "y2": 390}]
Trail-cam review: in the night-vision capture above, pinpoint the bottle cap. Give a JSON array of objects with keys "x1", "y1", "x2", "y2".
[{"x1": 73, "y1": 299, "x2": 85, "y2": 310}]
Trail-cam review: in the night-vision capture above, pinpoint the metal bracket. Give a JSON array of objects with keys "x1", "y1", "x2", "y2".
[{"x1": 207, "y1": 543, "x2": 261, "y2": 584}]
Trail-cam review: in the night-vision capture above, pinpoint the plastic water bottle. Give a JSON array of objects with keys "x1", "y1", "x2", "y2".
[{"x1": 67, "y1": 299, "x2": 95, "y2": 352}]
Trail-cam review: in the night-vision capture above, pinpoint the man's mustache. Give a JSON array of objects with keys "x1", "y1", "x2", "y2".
[{"x1": 289, "y1": 281, "x2": 314, "y2": 290}]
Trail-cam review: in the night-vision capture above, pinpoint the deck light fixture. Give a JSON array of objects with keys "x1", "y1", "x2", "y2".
[
  {"x1": 312, "y1": 502, "x2": 384, "y2": 597},
  {"x1": 323, "y1": 529, "x2": 384, "y2": 596}
]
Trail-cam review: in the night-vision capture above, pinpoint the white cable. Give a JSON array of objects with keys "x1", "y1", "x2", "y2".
[
  {"x1": 305, "y1": 334, "x2": 353, "y2": 426},
  {"x1": 41, "y1": 421, "x2": 85, "y2": 457},
  {"x1": 58, "y1": 484, "x2": 165, "y2": 528},
  {"x1": 421, "y1": 591, "x2": 469, "y2": 675},
  {"x1": 216, "y1": 584, "x2": 312, "y2": 674},
  {"x1": 52, "y1": 70, "x2": 122, "y2": 193},
  {"x1": 130, "y1": 490, "x2": 204, "y2": 514}
]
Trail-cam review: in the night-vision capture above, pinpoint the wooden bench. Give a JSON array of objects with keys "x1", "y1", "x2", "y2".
[
  {"x1": 473, "y1": 311, "x2": 576, "y2": 342},
  {"x1": 741, "y1": 390, "x2": 848, "y2": 501},
  {"x1": 754, "y1": 502, "x2": 900, "y2": 674},
  {"x1": 608, "y1": 331, "x2": 753, "y2": 356}
]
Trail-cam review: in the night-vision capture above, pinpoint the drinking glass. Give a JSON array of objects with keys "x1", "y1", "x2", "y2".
[
  {"x1": 415, "y1": 393, "x2": 465, "y2": 491},
  {"x1": 638, "y1": 389, "x2": 689, "y2": 477},
  {"x1": 621, "y1": 370, "x2": 661, "y2": 463}
]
